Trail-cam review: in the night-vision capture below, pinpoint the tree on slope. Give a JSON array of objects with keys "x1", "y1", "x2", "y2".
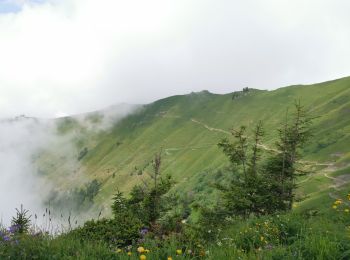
[{"x1": 216, "y1": 102, "x2": 312, "y2": 218}]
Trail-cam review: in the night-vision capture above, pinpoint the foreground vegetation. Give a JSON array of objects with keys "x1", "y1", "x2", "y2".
[
  {"x1": 2, "y1": 101, "x2": 350, "y2": 259},
  {"x1": 1, "y1": 202, "x2": 350, "y2": 259}
]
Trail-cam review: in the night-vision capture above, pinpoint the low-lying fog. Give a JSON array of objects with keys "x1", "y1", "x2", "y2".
[{"x1": 0, "y1": 104, "x2": 138, "y2": 229}]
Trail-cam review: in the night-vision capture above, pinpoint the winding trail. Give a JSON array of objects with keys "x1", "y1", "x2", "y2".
[
  {"x1": 164, "y1": 144, "x2": 217, "y2": 154},
  {"x1": 323, "y1": 171, "x2": 350, "y2": 205},
  {"x1": 189, "y1": 118, "x2": 335, "y2": 166},
  {"x1": 257, "y1": 143, "x2": 280, "y2": 153},
  {"x1": 196, "y1": 119, "x2": 350, "y2": 206},
  {"x1": 190, "y1": 118, "x2": 231, "y2": 135},
  {"x1": 189, "y1": 118, "x2": 332, "y2": 165},
  {"x1": 171, "y1": 117, "x2": 350, "y2": 204}
]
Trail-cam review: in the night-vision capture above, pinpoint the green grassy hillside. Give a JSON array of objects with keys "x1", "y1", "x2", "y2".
[{"x1": 39, "y1": 76, "x2": 350, "y2": 215}]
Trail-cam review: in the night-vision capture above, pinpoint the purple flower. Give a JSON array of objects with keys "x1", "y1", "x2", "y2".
[
  {"x1": 3, "y1": 236, "x2": 10, "y2": 242},
  {"x1": 140, "y1": 228, "x2": 148, "y2": 236},
  {"x1": 8, "y1": 225, "x2": 19, "y2": 234}
]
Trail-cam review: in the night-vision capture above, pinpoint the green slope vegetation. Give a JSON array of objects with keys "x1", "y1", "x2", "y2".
[{"x1": 39, "y1": 76, "x2": 350, "y2": 215}]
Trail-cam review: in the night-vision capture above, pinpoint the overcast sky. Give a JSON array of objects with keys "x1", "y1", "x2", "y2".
[{"x1": 0, "y1": 0, "x2": 349, "y2": 118}]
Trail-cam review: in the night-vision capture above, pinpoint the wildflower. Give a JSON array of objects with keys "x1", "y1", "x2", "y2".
[
  {"x1": 145, "y1": 249, "x2": 150, "y2": 253},
  {"x1": 167, "y1": 257, "x2": 173, "y2": 260},
  {"x1": 260, "y1": 236, "x2": 264, "y2": 242},
  {"x1": 176, "y1": 249, "x2": 182, "y2": 255},
  {"x1": 345, "y1": 209, "x2": 350, "y2": 213},
  {"x1": 137, "y1": 247, "x2": 145, "y2": 253},
  {"x1": 187, "y1": 249, "x2": 192, "y2": 254},
  {"x1": 333, "y1": 205, "x2": 337, "y2": 209},
  {"x1": 8, "y1": 225, "x2": 19, "y2": 234},
  {"x1": 334, "y1": 199, "x2": 342, "y2": 205},
  {"x1": 139, "y1": 255, "x2": 146, "y2": 260},
  {"x1": 116, "y1": 249, "x2": 122, "y2": 253},
  {"x1": 127, "y1": 252, "x2": 132, "y2": 256},
  {"x1": 140, "y1": 228, "x2": 148, "y2": 236}
]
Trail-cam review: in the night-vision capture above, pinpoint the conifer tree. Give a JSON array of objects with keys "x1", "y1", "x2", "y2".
[
  {"x1": 216, "y1": 102, "x2": 312, "y2": 218},
  {"x1": 264, "y1": 101, "x2": 313, "y2": 210}
]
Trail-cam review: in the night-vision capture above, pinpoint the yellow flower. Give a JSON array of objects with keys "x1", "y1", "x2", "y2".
[
  {"x1": 116, "y1": 249, "x2": 122, "y2": 253},
  {"x1": 167, "y1": 257, "x2": 173, "y2": 260},
  {"x1": 260, "y1": 236, "x2": 264, "y2": 241},
  {"x1": 137, "y1": 247, "x2": 145, "y2": 253},
  {"x1": 335, "y1": 199, "x2": 342, "y2": 205},
  {"x1": 345, "y1": 209, "x2": 350, "y2": 213},
  {"x1": 333, "y1": 205, "x2": 337, "y2": 209},
  {"x1": 127, "y1": 252, "x2": 132, "y2": 256},
  {"x1": 176, "y1": 249, "x2": 182, "y2": 255},
  {"x1": 145, "y1": 249, "x2": 150, "y2": 253},
  {"x1": 139, "y1": 255, "x2": 146, "y2": 260}
]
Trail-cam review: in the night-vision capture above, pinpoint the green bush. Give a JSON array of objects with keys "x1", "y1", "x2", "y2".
[{"x1": 71, "y1": 217, "x2": 142, "y2": 247}]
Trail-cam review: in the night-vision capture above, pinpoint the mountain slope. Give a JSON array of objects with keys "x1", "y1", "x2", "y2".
[{"x1": 39, "y1": 76, "x2": 350, "y2": 214}]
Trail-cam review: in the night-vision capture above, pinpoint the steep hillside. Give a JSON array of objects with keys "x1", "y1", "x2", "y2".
[{"x1": 39, "y1": 77, "x2": 350, "y2": 215}]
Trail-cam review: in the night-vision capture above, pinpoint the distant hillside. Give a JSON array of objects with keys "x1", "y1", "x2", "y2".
[{"x1": 37, "y1": 76, "x2": 350, "y2": 216}]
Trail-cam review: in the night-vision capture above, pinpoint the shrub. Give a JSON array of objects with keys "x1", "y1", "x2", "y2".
[{"x1": 71, "y1": 217, "x2": 142, "y2": 247}]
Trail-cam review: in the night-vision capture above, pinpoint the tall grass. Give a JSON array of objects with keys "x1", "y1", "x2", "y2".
[{"x1": 1, "y1": 208, "x2": 350, "y2": 259}]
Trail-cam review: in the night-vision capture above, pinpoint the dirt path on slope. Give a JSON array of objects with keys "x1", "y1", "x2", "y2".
[
  {"x1": 164, "y1": 144, "x2": 217, "y2": 154},
  {"x1": 189, "y1": 119, "x2": 350, "y2": 204},
  {"x1": 324, "y1": 172, "x2": 350, "y2": 190},
  {"x1": 189, "y1": 118, "x2": 333, "y2": 165},
  {"x1": 190, "y1": 118, "x2": 231, "y2": 135},
  {"x1": 257, "y1": 144, "x2": 280, "y2": 153},
  {"x1": 323, "y1": 171, "x2": 350, "y2": 205}
]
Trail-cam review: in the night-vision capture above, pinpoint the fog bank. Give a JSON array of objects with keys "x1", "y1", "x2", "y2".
[{"x1": 0, "y1": 104, "x2": 138, "y2": 227}]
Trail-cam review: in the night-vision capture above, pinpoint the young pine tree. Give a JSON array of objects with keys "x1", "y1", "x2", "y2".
[
  {"x1": 11, "y1": 205, "x2": 31, "y2": 234},
  {"x1": 217, "y1": 121, "x2": 267, "y2": 218},
  {"x1": 264, "y1": 101, "x2": 313, "y2": 210}
]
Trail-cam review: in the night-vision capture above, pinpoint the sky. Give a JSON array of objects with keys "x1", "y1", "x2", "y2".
[{"x1": 0, "y1": 0, "x2": 349, "y2": 118}]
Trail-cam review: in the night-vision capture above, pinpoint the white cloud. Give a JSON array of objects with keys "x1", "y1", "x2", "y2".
[
  {"x1": 0, "y1": 102, "x2": 138, "y2": 227},
  {"x1": 0, "y1": 118, "x2": 54, "y2": 226},
  {"x1": 0, "y1": 0, "x2": 349, "y2": 117}
]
